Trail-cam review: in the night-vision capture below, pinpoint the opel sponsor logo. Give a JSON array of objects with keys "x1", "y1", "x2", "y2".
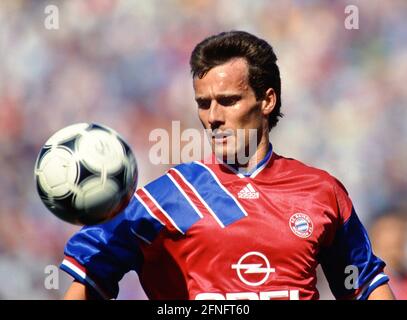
[{"x1": 231, "y1": 251, "x2": 275, "y2": 286}]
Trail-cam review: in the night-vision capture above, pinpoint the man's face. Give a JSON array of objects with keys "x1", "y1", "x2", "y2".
[{"x1": 193, "y1": 58, "x2": 266, "y2": 164}]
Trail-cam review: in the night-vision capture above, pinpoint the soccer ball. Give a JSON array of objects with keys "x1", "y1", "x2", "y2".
[{"x1": 34, "y1": 123, "x2": 138, "y2": 225}]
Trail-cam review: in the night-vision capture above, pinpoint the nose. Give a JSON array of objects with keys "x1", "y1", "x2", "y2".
[{"x1": 208, "y1": 102, "x2": 225, "y2": 128}]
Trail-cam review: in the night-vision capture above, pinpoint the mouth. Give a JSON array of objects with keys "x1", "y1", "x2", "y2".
[{"x1": 211, "y1": 129, "x2": 233, "y2": 143}]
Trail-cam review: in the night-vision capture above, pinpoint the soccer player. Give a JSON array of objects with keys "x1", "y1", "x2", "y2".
[{"x1": 61, "y1": 31, "x2": 394, "y2": 300}]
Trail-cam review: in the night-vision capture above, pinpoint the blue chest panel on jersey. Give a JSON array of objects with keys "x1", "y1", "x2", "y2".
[
  {"x1": 172, "y1": 162, "x2": 247, "y2": 227},
  {"x1": 140, "y1": 162, "x2": 248, "y2": 235},
  {"x1": 125, "y1": 196, "x2": 164, "y2": 243},
  {"x1": 144, "y1": 174, "x2": 202, "y2": 234}
]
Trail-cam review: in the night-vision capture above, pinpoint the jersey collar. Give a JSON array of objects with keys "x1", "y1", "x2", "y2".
[{"x1": 218, "y1": 143, "x2": 273, "y2": 179}]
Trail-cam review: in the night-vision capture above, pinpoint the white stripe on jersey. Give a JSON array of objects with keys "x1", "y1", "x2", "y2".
[
  {"x1": 61, "y1": 259, "x2": 109, "y2": 300},
  {"x1": 194, "y1": 161, "x2": 248, "y2": 216},
  {"x1": 250, "y1": 157, "x2": 272, "y2": 178},
  {"x1": 166, "y1": 173, "x2": 204, "y2": 218},
  {"x1": 142, "y1": 187, "x2": 184, "y2": 234},
  {"x1": 170, "y1": 168, "x2": 225, "y2": 228},
  {"x1": 356, "y1": 273, "x2": 388, "y2": 300},
  {"x1": 134, "y1": 192, "x2": 165, "y2": 226}
]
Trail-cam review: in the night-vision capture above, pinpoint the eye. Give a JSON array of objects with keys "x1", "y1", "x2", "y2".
[
  {"x1": 196, "y1": 98, "x2": 211, "y2": 109},
  {"x1": 217, "y1": 95, "x2": 240, "y2": 106}
]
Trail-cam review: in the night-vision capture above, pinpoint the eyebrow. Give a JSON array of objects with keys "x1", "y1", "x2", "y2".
[{"x1": 195, "y1": 93, "x2": 241, "y2": 101}]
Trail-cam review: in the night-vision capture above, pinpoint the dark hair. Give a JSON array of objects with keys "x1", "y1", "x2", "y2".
[{"x1": 190, "y1": 30, "x2": 282, "y2": 130}]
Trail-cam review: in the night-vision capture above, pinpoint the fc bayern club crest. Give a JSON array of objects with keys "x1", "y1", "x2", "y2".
[{"x1": 289, "y1": 213, "x2": 313, "y2": 238}]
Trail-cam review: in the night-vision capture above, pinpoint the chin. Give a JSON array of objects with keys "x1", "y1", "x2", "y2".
[
  {"x1": 212, "y1": 144, "x2": 232, "y2": 163},
  {"x1": 214, "y1": 144, "x2": 243, "y2": 165}
]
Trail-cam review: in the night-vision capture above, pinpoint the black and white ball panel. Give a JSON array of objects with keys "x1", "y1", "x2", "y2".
[{"x1": 34, "y1": 123, "x2": 138, "y2": 225}]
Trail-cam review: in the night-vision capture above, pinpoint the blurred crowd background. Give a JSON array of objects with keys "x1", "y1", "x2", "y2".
[{"x1": 0, "y1": 0, "x2": 406, "y2": 299}]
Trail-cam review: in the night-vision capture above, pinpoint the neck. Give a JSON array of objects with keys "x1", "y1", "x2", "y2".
[
  {"x1": 237, "y1": 139, "x2": 270, "y2": 173},
  {"x1": 223, "y1": 137, "x2": 270, "y2": 174}
]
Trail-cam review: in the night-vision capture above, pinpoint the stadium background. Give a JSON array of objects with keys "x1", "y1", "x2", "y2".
[{"x1": 0, "y1": 0, "x2": 406, "y2": 299}]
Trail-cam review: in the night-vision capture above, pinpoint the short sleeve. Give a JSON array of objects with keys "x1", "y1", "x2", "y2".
[
  {"x1": 318, "y1": 178, "x2": 389, "y2": 300},
  {"x1": 60, "y1": 194, "x2": 164, "y2": 299}
]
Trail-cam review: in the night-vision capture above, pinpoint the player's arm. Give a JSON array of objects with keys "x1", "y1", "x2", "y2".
[
  {"x1": 367, "y1": 283, "x2": 395, "y2": 300},
  {"x1": 59, "y1": 197, "x2": 146, "y2": 300},
  {"x1": 319, "y1": 177, "x2": 392, "y2": 300},
  {"x1": 59, "y1": 194, "x2": 160, "y2": 300},
  {"x1": 64, "y1": 281, "x2": 93, "y2": 300}
]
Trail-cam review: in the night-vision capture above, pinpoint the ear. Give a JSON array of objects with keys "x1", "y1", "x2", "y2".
[{"x1": 261, "y1": 88, "x2": 277, "y2": 116}]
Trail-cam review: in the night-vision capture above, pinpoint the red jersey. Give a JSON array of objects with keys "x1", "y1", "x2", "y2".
[{"x1": 61, "y1": 145, "x2": 388, "y2": 299}]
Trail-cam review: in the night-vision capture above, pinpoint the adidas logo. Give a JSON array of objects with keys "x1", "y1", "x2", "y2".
[{"x1": 238, "y1": 183, "x2": 259, "y2": 199}]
